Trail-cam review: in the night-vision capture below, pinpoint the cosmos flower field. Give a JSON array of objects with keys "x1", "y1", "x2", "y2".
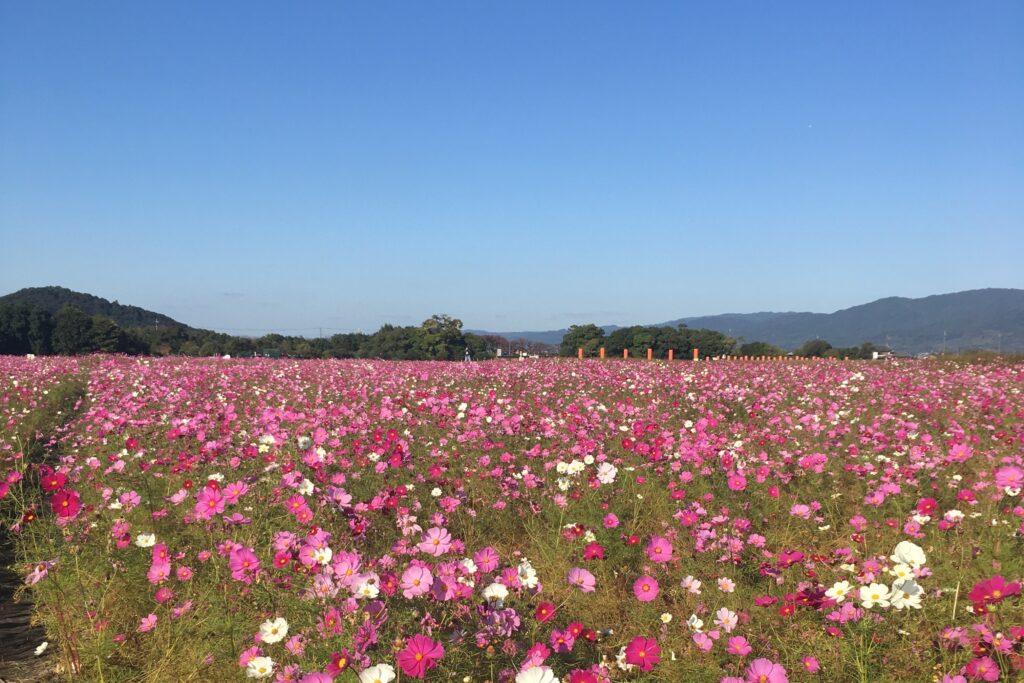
[{"x1": 1, "y1": 356, "x2": 1022, "y2": 683}]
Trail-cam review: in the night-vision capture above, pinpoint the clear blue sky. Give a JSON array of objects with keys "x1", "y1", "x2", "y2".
[{"x1": 2, "y1": 2, "x2": 1022, "y2": 334}]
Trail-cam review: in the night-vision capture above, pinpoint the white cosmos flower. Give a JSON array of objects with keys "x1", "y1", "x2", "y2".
[
  {"x1": 890, "y1": 579, "x2": 923, "y2": 610},
  {"x1": 355, "y1": 581, "x2": 379, "y2": 599},
  {"x1": 826, "y1": 580, "x2": 853, "y2": 603},
  {"x1": 686, "y1": 614, "x2": 704, "y2": 632},
  {"x1": 358, "y1": 663, "x2": 396, "y2": 683},
  {"x1": 313, "y1": 547, "x2": 333, "y2": 566},
  {"x1": 259, "y1": 617, "x2": 288, "y2": 644},
  {"x1": 297, "y1": 479, "x2": 314, "y2": 495},
  {"x1": 860, "y1": 583, "x2": 892, "y2": 609},
  {"x1": 596, "y1": 463, "x2": 618, "y2": 484},
  {"x1": 890, "y1": 541, "x2": 926, "y2": 568},
  {"x1": 134, "y1": 533, "x2": 156, "y2": 548},
  {"x1": 246, "y1": 656, "x2": 274, "y2": 678},
  {"x1": 680, "y1": 575, "x2": 702, "y2": 594},
  {"x1": 515, "y1": 666, "x2": 559, "y2": 683},
  {"x1": 482, "y1": 582, "x2": 509, "y2": 603},
  {"x1": 888, "y1": 563, "x2": 914, "y2": 582},
  {"x1": 34, "y1": 641, "x2": 48, "y2": 656},
  {"x1": 518, "y1": 560, "x2": 539, "y2": 589}
]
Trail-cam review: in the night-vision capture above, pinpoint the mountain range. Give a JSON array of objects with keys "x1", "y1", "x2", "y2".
[
  {"x1": 3, "y1": 286, "x2": 1023, "y2": 355},
  {"x1": 471, "y1": 289, "x2": 1024, "y2": 355}
]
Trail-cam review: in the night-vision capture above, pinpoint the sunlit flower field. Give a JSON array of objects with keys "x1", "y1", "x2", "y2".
[{"x1": 2, "y1": 356, "x2": 1022, "y2": 682}]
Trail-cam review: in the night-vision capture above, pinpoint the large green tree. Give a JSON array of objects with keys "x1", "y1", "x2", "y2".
[
  {"x1": 560, "y1": 324, "x2": 606, "y2": 356},
  {"x1": 52, "y1": 306, "x2": 96, "y2": 355}
]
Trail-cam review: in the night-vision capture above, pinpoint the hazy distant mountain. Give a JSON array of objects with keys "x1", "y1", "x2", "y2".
[
  {"x1": 479, "y1": 289, "x2": 1024, "y2": 354},
  {"x1": 464, "y1": 325, "x2": 621, "y2": 346},
  {"x1": 0, "y1": 286, "x2": 188, "y2": 329}
]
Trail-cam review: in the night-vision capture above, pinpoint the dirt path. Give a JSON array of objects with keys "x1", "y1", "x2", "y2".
[{"x1": 0, "y1": 544, "x2": 57, "y2": 683}]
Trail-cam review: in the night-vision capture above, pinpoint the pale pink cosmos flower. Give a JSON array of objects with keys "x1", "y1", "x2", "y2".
[
  {"x1": 746, "y1": 658, "x2": 789, "y2": 683},
  {"x1": 419, "y1": 527, "x2": 452, "y2": 556},
  {"x1": 400, "y1": 565, "x2": 434, "y2": 599},
  {"x1": 138, "y1": 614, "x2": 158, "y2": 633},
  {"x1": 567, "y1": 567, "x2": 596, "y2": 592},
  {"x1": 714, "y1": 607, "x2": 738, "y2": 632}
]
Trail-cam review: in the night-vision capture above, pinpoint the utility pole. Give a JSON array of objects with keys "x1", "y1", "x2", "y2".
[{"x1": 942, "y1": 331, "x2": 947, "y2": 354}]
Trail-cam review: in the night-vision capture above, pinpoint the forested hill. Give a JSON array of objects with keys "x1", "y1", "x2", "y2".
[
  {"x1": 0, "y1": 286, "x2": 188, "y2": 329},
  {"x1": 480, "y1": 289, "x2": 1024, "y2": 355},
  {"x1": 666, "y1": 289, "x2": 1024, "y2": 354}
]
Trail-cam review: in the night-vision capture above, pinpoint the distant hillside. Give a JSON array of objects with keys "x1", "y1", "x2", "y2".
[
  {"x1": 479, "y1": 289, "x2": 1024, "y2": 355},
  {"x1": 464, "y1": 325, "x2": 620, "y2": 346},
  {"x1": 0, "y1": 286, "x2": 188, "y2": 329}
]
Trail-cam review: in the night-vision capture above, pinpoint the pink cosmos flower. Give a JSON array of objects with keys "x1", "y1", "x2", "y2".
[
  {"x1": 727, "y1": 636, "x2": 752, "y2": 656},
  {"x1": 802, "y1": 656, "x2": 820, "y2": 674},
  {"x1": 228, "y1": 547, "x2": 260, "y2": 584},
  {"x1": 645, "y1": 536, "x2": 672, "y2": 563},
  {"x1": 400, "y1": 565, "x2": 434, "y2": 599},
  {"x1": 995, "y1": 465, "x2": 1023, "y2": 489},
  {"x1": 138, "y1": 613, "x2": 158, "y2": 633},
  {"x1": 521, "y1": 642, "x2": 551, "y2": 670},
  {"x1": 746, "y1": 658, "x2": 788, "y2": 683},
  {"x1": 727, "y1": 474, "x2": 747, "y2": 491},
  {"x1": 693, "y1": 632, "x2": 714, "y2": 652},
  {"x1": 299, "y1": 674, "x2": 332, "y2": 683},
  {"x1": 222, "y1": 480, "x2": 249, "y2": 504},
  {"x1": 624, "y1": 636, "x2": 660, "y2": 672},
  {"x1": 567, "y1": 567, "x2": 596, "y2": 592},
  {"x1": 238, "y1": 646, "x2": 262, "y2": 668},
  {"x1": 397, "y1": 634, "x2": 444, "y2": 678},
  {"x1": 633, "y1": 575, "x2": 659, "y2": 602},
  {"x1": 418, "y1": 527, "x2": 452, "y2": 556},
  {"x1": 194, "y1": 487, "x2": 224, "y2": 519},
  {"x1": 147, "y1": 562, "x2": 171, "y2": 585},
  {"x1": 963, "y1": 656, "x2": 999, "y2": 681},
  {"x1": 25, "y1": 560, "x2": 54, "y2": 586},
  {"x1": 473, "y1": 547, "x2": 500, "y2": 572},
  {"x1": 549, "y1": 628, "x2": 575, "y2": 653},
  {"x1": 602, "y1": 513, "x2": 619, "y2": 529}
]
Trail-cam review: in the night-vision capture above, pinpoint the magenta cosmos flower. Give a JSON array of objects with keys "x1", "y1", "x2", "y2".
[
  {"x1": 645, "y1": 536, "x2": 672, "y2": 563},
  {"x1": 624, "y1": 636, "x2": 660, "y2": 672},
  {"x1": 51, "y1": 489, "x2": 81, "y2": 518},
  {"x1": 746, "y1": 658, "x2": 789, "y2": 683},
  {"x1": 633, "y1": 575, "x2": 659, "y2": 602},
  {"x1": 567, "y1": 567, "x2": 596, "y2": 592},
  {"x1": 397, "y1": 634, "x2": 444, "y2": 678}
]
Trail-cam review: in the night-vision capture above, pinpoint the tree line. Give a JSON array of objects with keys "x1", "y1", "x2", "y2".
[
  {"x1": 0, "y1": 303, "x2": 889, "y2": 361},
  {"x1": 558, "y1": 324, "x2": 889, "y2": 359},
  {"x1": 0, "y1": 304, "x2": 550, "y2": 360}
]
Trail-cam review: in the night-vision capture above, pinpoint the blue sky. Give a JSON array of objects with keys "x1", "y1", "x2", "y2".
[{"x1": 1, "y1": 2, "x2": 1021, "y2": 334}]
